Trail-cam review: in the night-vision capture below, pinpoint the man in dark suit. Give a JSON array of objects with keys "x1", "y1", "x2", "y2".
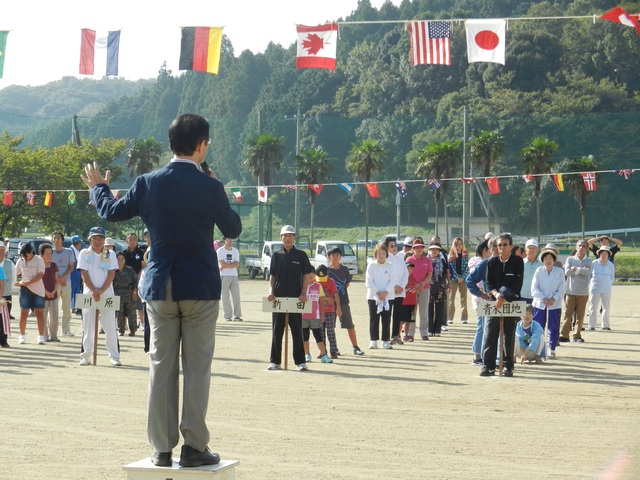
[{"x1": 81, "y1": 113, "x2": 242, "y2": 468}]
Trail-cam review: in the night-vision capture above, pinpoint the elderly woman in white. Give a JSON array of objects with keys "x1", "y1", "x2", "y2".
[{"x1": 531, "y1": 245, "x2": 565, "y2": 359}]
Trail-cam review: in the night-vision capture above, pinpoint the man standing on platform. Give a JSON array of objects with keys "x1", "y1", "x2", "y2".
[
  {"x1": 267, "y1": 225, "x2": 315, "y2": 371},
  {"x1": 481, "y1": 233, "x2": 524, "y2": 378},
  {"x1": 81, "y1": 113, "x2": 242, "y2": 468}
]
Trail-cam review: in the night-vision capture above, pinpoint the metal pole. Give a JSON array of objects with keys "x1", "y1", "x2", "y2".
[
  {"x1": 294, "y1": 103, "x2": 301, "y2": 235},
  {"x1": 395, "y1": 189, "x2": 401, "y2": 240},
  {"x1": 257, "y1": 110, "x2": 264, "y2": 248},
  {"x1": 462, "y1": 106, "x2": 470, "y2": 246}
]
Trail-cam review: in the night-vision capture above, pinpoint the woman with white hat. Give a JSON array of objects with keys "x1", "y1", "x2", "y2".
[
  {"x1": 587, "y1": 245, "x2": 615, "y2": 331},
  {"x1": 531, "y1": 246, "x2": 565, "y2": 359}
]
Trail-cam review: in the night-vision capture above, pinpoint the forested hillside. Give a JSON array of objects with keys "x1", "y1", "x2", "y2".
[{"x1": 2, "y1": 0, "x2": 640, "y2": 237}]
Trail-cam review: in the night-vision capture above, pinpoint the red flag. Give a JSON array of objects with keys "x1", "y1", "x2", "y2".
[
  {"x1": 308, "y1": 184, "x2": 323, "y2": 194},
  {"x1": 461, "y1": 177, "x2": 476, "y2": 184},
  {"x1": 365, "y1": 183, "x2": 380, "y2": 198},
  {"x1": 26, "y1": 191, "x2": 35, "y2": 205},
  {"x1": 601, "y1": 7, "x2": 640, "y2": 35},
  {"x1": 408, "y1": 21, "x2": 451, "y2": 66},
  {"x1": 582, "y1": 172, "x2": 597, "y2": 191},
  {"x1": 2, "y1": 191, "x2": 12, "y2": 206},
  {"x1": 552, "y1": 174, "x2": 564, "y2": 192},
  {"x1": 523, "y1": 174, "x2": 533, "y2": 183},
  {"x1": 486, "y1": 177, "x2": 500, "y2": 194},
  {"x1": 44, "y1": 191, "x2": 53, "y2": 207},
  {"x1": 296, "y1": 24, "x2": 338, "y2": 70}
]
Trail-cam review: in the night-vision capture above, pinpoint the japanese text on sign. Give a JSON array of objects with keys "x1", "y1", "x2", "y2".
[
  {"x1": 75, "y1": 294, "x2": 121, "y2": 311},
  {"x1": 476, "y1": 301, "x2": 527, "y2": 317},
  {"x1": 261, "y1": 297, "x2": 312, "y2": 313}
]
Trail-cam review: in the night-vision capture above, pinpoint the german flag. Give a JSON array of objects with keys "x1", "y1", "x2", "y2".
[{"x1": 179, "y1": 27, "x2": 223, "y2": 75}]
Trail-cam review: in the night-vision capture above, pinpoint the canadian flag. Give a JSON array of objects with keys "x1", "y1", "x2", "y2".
[
  {"x1": 601, "y1": 7, "x2": 640, "y2": 35},
  {"x1": 465, "y1": 19, "x2": 506, "y2": 65},
  {"x1": 296, "y1": 23, "x2": 338, "y2": 70}
]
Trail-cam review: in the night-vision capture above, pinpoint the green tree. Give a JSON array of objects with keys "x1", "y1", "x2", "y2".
[
  {"x1": 243, "y1": 133, "x2": 285, "y2": 187},
  {"x1": 521, "y1": 137, "x2": 559, "y2": 241},
  {"x1": 412, "y1": 140, "x2": 461, "y2": 243},
  {"x1": 559, "y1": 155, "x2": 599, "y2": 238},
  {"x1": 126, "y1": 137, "x2": 163, "y2": 177},
  {"x1": 346, "y1": 140, "x2": 386, "y2": 256},
  {"x1": 470, "y1": 130, "x2": 505, "y2": 229},
  {"x1": 295, "y1": 146, "x2": 334, "y2": 245}
]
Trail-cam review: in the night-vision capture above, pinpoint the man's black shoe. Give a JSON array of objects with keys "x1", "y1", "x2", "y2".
[
  {"x1": 558, "y1": 337, "x2": 570, "y2": 343},
  {"x1": 479, "y1": 366, "x2": 495, "y2": 377},
  {"x1": 503, "y1": 368, "x2": 514, "y2": 377},
  {"x1": 151, "y1": 451, "x2": 172, "y2": 467},
  {"x1": 179, "y1": 445, "x2": 220, "y2": 467}
]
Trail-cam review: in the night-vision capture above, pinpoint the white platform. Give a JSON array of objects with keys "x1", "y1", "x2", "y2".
[{"x1": 123, "y1": 458, "x2": 239, "y2": 480}]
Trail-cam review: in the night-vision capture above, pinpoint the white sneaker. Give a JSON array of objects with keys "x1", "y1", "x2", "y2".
[
  {"x1": 37, "y1": 336, "x2": 47, "y2": 345},
  {"x1": 110, "y1": 357, "x2": 122, "y2": 366},
  {"x1": 296, "y1": 363, "x2": 308, "y2": 371},
  {"x1": 462, "y1": 320, "x2": 468, "y2": 324},
  {"x1": 441, "y1": 325, "x2": 449, "y2": 331},
  {"x1": 19, "y1": 335, "x2": 26, "y2": 344},
  {"x1": 382, "y1": 341, "x2": 393, "y2": 349},
  {"x1": 369, "y1": 340, "x2": 378, "y2": 349},
  {"x1": 79, "y1": 357, "x2": 90, "y2": 366},
  {"x1": 64, "y1": 331, "x2": 75, "y2": 337},
  {"x1": 447, "y1": 319, "x2": 453, "y2": 324},
  {"x1": 548, "y1": 350, "x2": 557, "y2": 360},
  {"x1": 267, "y1": 363, "x2": 280, "y2": 370}
]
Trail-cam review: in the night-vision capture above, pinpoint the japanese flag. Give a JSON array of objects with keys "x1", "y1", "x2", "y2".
[{"x1": 466, "y1": 19, "x2": 506, "y2": 65}]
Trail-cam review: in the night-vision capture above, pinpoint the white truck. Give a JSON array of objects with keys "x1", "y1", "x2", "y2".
[
  {"x1": 245, "y1": 241, "x2": 283, "y2": 279},
  {"x1": 311, "y1": 240, "x2": 358, "y2": 275}
]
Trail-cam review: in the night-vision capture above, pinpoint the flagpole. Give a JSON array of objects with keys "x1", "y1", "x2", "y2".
[{"x1": 462, "y1": 106, "x2": 470, "y2": 246}]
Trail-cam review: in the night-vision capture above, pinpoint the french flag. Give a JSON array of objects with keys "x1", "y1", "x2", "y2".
[{"x1": 79, "y1": 29, "x2": 120, "y2": 76}]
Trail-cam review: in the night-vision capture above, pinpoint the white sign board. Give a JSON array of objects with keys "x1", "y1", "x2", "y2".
[
  {"x1": 262, "y1": 297, "x2": 312, "y2": 314},
  {"x1": 476, "y1": 301, "x2": 527, "y2": 318},
  {"x1": 75, "y1": 294, "x2": 121, "y2": 311}
]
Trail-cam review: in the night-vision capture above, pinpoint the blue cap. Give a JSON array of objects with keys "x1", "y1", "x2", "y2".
[
  {"x1": 88, "y1": 226, "x2": 106, "y2": 238},
  {"x1": 71, "y1": 235, "x2": 82, "y2": 243}
]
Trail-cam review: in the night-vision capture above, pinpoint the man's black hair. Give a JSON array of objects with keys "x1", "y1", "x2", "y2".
[{"x1": 168, "y1": 114, "x2": 210, "y2": 156}]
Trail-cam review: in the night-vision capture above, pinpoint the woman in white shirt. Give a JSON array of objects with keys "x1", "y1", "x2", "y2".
[
  {"x1": 365, "y1": 243, "x2": 395, "y2": 350},
  {"x1": 531, "y1": 246, "x2": 565, "y2": 359},
  {"x1": 15, "y1": 243, "x2": 47, "y2": 345}
]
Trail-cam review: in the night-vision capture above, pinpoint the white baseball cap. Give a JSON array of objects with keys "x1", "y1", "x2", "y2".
[
  {"x1": 525, "y1": 239, "x2": 539, "y2": 248},
  {"x1": 280, "y1": 225, "x2": 296, "y2": 235}
]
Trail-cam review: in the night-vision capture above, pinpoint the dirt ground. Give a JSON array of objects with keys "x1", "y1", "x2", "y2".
[{"x1": 1, "y1": 280, "x2": 639, "y2": 480}]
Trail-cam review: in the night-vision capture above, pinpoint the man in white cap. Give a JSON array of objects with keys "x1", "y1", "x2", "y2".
[
  {"x1": 520, "y1": 239, "x2": 541, "y2": 304},
  {"x1": 267, "y1": 225, "x2": 315, "y2": 371}
]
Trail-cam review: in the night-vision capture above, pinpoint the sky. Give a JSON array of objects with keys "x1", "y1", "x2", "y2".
[{"x1": 0, "y1": 0, "x2": 401, "y2": 89}]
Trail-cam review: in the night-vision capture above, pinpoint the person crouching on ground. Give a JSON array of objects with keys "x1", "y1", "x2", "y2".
[
  {"x1": 531, "y1": 246, "x2": 565, "y2": 360},
  {"x1": 516, "y1": 304, "x2": 546, "y2": 364},
  {"x1": 77, "y1": 227, "x2": 121, "y2": 366}
]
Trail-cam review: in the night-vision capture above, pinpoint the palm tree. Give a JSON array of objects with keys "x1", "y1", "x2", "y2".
[
  {"x1": 244, "y1": 133, "x2": 284, "y2": 245},
  {"x1": 346, "y1": 140, "x2": 386, "y2": 258},
  {"x1": 559, "y1": 155, "x2": 599, "y2": 238},
  {"x1": 470, "y1": 130, "x2": 505, "y2": 230},
  {"x1": 243, "y1": 133, "x2": 284, "y2": 187},
  {"x1": 521, "y1": 137, "x2": 559, "y2": 242},
  {"x1": 126, "y1": 138, "x2": 163, "y2": 177},
  {"x1": 413, "y1": 140, "x2": 461, "y2": 245},
  {"x1": 295, "y1": 146, "x2": 334, "y2": 245}
]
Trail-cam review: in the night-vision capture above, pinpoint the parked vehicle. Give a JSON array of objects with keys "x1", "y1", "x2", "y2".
[
  {"x1": 354, "y1": 239, "x2": 377, "y2": 250},
  {"x1": 311, "y1": 240, "x2": 358, "y2": 275},
  {"x1": 245, "y1": 241, "x2": 284, "y2": 280}
]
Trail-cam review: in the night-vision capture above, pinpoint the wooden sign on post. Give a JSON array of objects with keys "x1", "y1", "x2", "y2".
[
  {"x1": 261, "y1": 297, "x2": 311, "y2": 370},
  {"x1": 476, "y1": 301, "x2": 527, "y2": 318},
  {"x1": 76, "y1": 294, "x2": 120, "y2": 365}
]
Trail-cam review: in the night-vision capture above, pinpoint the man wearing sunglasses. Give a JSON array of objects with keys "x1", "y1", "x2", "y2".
[{"x1": 481, "y1": 233, "x2": 524, "y2": 377}]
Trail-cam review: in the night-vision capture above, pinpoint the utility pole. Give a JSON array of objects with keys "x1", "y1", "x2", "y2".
[
  {"x1": 462, "y1": 106, "x2": 469, "y2": 246},
  {"x1": 71, "y1": 115, "x2": 82, "y2": 146},
  {"x1": 285, "y1": 103, "x2": 303, "y2": 235},
  {"x1": 257, "y1": 110, "x2": 263, "y2": 248}
]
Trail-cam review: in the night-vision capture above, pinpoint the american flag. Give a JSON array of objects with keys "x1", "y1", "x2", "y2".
[
  {"x1": 409, "y1": 21, "x2": 451, "y2": 66},
  {"x1": 428, "y1": 179, "x2": 441, "y2": 190},
  {"x1": 26, "y1": 190, "x2": 35, "y2": 205},
  {"x1": 395, "y1": 181, "x2": 408, "y2": 197},
  {"x1": 581, "y1": 172, "x2": 597, "y2": 191}
]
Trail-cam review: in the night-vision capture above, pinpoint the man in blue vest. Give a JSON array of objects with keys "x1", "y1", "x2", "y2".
[{"x1": 81, "y1": 113, "x2": 242, "y2": 468}]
